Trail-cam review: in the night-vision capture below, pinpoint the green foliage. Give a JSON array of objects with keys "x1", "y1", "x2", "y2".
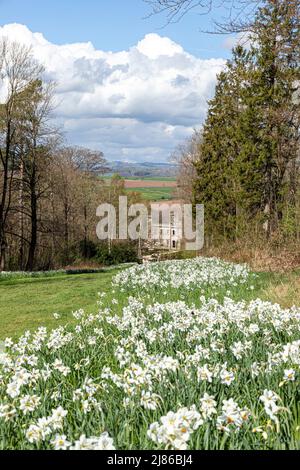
[
  {"x1": 78, "y1": 239, "x2": 97, "y2": 259},
  {"x1": 96, "y1": 242, "x2": 139, "y2": 266},
  {"x1": 193, "y1": 0, "x2": 300, "y2": 243}
]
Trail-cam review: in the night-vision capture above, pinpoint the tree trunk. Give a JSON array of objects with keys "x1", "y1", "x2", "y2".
[
  {"x1": 0, "y1": 235, "x2": 6, "y2": 271},
  {"x1": 26, "y1": 191, "x2": 37, "y2": 271},
  {"x1": 83, "y1": 204, "x2": 88, "y2": 258},
  {"x1": 19, "y1": 161, "x2": 25, "y2": 270},
  {"x1": 0, "y1": 123, "x2": 12, "y2": 272},
  {"x1": 64, "y1": 200, "x2": 69, "y2": 262}
]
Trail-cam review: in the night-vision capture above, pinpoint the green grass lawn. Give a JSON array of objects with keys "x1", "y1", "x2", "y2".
[
  {"x1": 1, "y1": 263, "x2": 299, "y2": 341},
  {"x1": 126, "y1": 187, "x2": 175, "y2": 201},
  {"x1": 0, "y1": 271, "x2": 118, "y2": 339}
]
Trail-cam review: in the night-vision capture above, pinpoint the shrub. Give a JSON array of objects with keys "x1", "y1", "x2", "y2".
[
  {"x1": 96, "y1": 242, "x2": 139, "y2": 266},
  {"x1": 78, "y1": 240, "x2": 97, "y2": 260}
]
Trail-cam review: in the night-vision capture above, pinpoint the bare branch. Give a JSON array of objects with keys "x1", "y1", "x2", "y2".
[{"x1": 144, "y1": 0, "x2": 263, "y2": 33}]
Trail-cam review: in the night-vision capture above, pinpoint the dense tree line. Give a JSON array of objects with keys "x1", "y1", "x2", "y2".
[
  {"x1": 0, "y1": 39, "x2": 115, "y2": 271},
  {"x1": 176, "y1": 0, "x2": 299, "y2": 246}
]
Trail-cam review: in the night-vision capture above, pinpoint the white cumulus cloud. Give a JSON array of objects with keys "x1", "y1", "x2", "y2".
[{"x1": 0, "y1": 23, "x2": 225, "y2": 162}]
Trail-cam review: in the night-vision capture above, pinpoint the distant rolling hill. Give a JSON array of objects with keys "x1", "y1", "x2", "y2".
[{"x1": 103, "y1": 161, "x2": 178, "y2": 178}]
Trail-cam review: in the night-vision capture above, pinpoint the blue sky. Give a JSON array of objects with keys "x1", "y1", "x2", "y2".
[
  {"x1": 0, "y1": 0, "x2": 234, "y2": 59},
  {"x1": 0, "y1": 1, "x2": 236, "y2": 162}
]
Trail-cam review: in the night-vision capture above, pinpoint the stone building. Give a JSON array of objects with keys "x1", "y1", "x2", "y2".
[{"x1": 147, "y1": 200, "x2": 185, "y2": 251}]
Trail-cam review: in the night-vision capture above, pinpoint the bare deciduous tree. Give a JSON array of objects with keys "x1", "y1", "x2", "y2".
[
  {"x1": 171, "y1": 131, "x2": 202, "y2": 202},
  {"x1": 0, "y1": 39, "x2": 43, "y2": 270},
  {"x1": 144, "y1": 0, "x2": 263, "y2": 32},
  {"x1": 18, "y1": 80, "x2": 59, "y2": 270},
  {"x1": 68, "y1": 146, "x2": 108, "y2": 175}
]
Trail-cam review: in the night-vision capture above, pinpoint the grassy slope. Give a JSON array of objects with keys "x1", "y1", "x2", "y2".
[
  {"x1": 0, "y1": 266, "x2": 299, "y2": 340},
  {"x1": 0, "y1": 271, "x2": 118, "y2": 339},
  {"x1": 125, "y1": 186, "x2": 175, "y2": 200},
  {"x1": 260, "y1": 269, "x2": 300, "y2": 308}
]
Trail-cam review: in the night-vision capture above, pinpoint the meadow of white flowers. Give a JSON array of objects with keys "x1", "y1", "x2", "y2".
[
  {"x1": 113, "y1": 257, "x2": 250, "y2": 292},
  {"x1": 0, "y1": 258, "x2": 299, "y2": 450}
]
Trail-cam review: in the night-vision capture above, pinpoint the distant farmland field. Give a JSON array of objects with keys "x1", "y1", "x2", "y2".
[
  {"x1": 124, "y1": 176, "x2": 177, "y2": 182},
  {"x1": 126, "y1": 186, "x2": 176, "y2": 201},
  {"x1": 102, "y1": 176, "x2": 178, "y2": 201},
  {"x1": 124, "y1": 178, "x2": 177, "y2": 200},
  {"x1": 124, "y1": 179, "x2": 177, "y2": 189}
]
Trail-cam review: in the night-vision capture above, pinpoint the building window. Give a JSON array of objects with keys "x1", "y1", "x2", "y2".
[
  {"x1": 173, "y1": 230, "x2": 176, "y2": 236},
  {"x1": 172, "y1": 240, "x2": 176, "y2": 248}
]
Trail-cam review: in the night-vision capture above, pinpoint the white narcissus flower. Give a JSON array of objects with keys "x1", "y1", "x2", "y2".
[
  {"x1": 4, "y1": 338, "x2": 13, "y2": 348},
  {"x1": 19, "y1": 395, "x2": 41, "y2": 415},
  {"x1": 51, "y1": 406, "x2": 68, "y2": 420},
  {"x1": 93, "y1": 432, "x2": 116, "y2": 450},
  {"x1": 50, "y1": 407, "x2": 68, "y2": 429},
  {"x1": 284, "y1": 369, "x2": 295, "y2": 382},
  {"x1": 148, "y1": 406, "x2": 203, "y2": 450},
  {"x1": 0, "y1": 404, "x2": 17, "y2": 422},
  {"x1": 260, "y1": 390, "x2": 278, "y2": 407},
  {"x1": 197, "y1": 365, "x2": 213, "y2": 383},
  {"x1": 216, "y1": 399, "x2": 248, "y2": 433},
  {"x1": 70, "y1": 435, "x2": 91, "y2": 450},
  {"x1": 36, "y1": 417, "x2": 52, "y2": 440},
  {"x1": 220, "y1": 369, "x2": 235, "y2": 386},
  {"x1": 260, "y1": 390, "x2": 280, "y2": 422},
  {"x1": 51, "y1": 435, "x2": 71, "y2": 450},
  {"x1": 52, "y1": 359, "x2": 71, "y2": 377},
  {"x1": 26, "y1": 425, "x2": 42, "y2": 444},
  {"x1": 141, "y1": 391, "x2": 160, "y2": 411},
  {"x1": 6, "y1": 381, "x2": 21, "y2": 398},
  {"x1": 200, "y1": 393, "x2": 217, "y2": 420},
  {"x1": 70, "y1": 433, "x2": 115, "y2": 450}
]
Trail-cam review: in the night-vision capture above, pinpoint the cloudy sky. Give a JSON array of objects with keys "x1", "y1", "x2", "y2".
[{"x1": 0, "y1": 0, "x2": 233, "y2": 162}]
